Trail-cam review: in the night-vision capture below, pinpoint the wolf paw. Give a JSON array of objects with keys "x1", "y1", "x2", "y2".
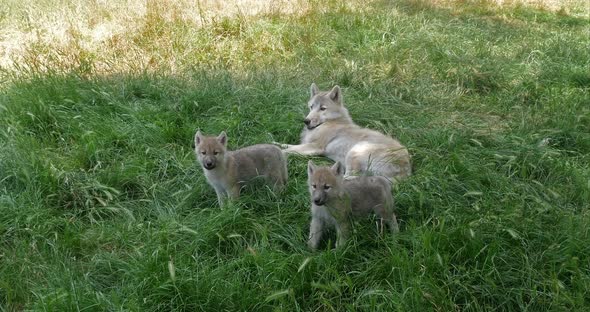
[
  {"x1": 272, "y1": 141, "x2": 291, "y2": 149},
  {"x1": 343, "y1": 174, "x2": 359, "y2": 180}
]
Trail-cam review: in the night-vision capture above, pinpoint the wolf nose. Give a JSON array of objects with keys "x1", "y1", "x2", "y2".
[
  {"x1": 304, "y1": 119, "x2": 311, "y2": 126},
  {"x1": 314, "y1": 198, "x2": 322, "y2": 205}
]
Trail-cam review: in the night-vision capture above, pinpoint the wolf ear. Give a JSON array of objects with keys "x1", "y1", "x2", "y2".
[
  {"x1": 217, "y1": 131, "x2": 227, "y2": 146},
  {"x1": 310, "y1": 83, "x2": 319, "y2": 97},
  {"x1": 331, "y1": 161, "x2": 344, "y2": 176},
  {"x1": 328, "y1": 85, "x2": 342, "y2": 104},
  {"x1": 195, "y1": 131, "x2": 202, "y2": 146},
  {"x1": 307, "y1": 160, "x2": 316, "y2": 176}
]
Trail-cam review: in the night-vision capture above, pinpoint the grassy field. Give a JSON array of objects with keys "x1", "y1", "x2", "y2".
[{"x1": 1, "y1": 0, "x2": 589, "y2": 310}]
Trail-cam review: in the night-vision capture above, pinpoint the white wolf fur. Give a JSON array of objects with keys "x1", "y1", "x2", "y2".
[{"x1": 276, "y1": 83, "x2": 411, "y2": 183}]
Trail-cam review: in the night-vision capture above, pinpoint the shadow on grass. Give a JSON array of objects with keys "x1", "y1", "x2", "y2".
[{"x1": 391, "y1": 0, "x2": 589, "y2": 28}]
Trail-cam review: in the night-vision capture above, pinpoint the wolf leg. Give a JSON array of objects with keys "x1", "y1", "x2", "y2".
[
  {"x1": 335, "y1": 221, "x2": 352, "y2": 248},
  {"x1": 378, "y1": 209, "x2": 399, "y2": 234},
  {"x1": 275, "y1": 143, "x2": 323, "y2": 156},
  {"x1": 214, "y1": 187, "x2": 227, "y2": 207},
  {"x1": 270, "y1": 174, "x2": 286, "y2": 193},
  {"x1": 308, "y1": 216, "x2": 324, "y2": 251},
  {"x1": 344, "y1": 151, "x2": 365, "y2": 179},
  {"x1": 228, "y1": 185, "x2": 240, "y2": 200},
  {"x1": 388, "y1": 213, "x2": 400, "y2": 233},
  {"x1": 272, "y1": 142, "x2": 294, "y2": 149},
  {"x1": 376, "y1": 200, "x2": 399, "y2": 234},
  {"x1": 271, "y1": 160, "x2": 288, "y2": 193}
]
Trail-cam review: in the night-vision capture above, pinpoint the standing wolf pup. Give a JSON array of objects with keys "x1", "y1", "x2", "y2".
[
  {"x1": 276, "y1": 83, "x2": 411, "y2": 183},
  {"x1": 307, "y1": 161, "x2": 399, "y2": 250},
  {"x1": 194, "y1": 131, "x2": 288, "y2": 206}
]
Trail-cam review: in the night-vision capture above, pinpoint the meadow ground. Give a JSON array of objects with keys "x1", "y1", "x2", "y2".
[{"x1": 0, "y1": 0, "x2": 589, "y2": 310}]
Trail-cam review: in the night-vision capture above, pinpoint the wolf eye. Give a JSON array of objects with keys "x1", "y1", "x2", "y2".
[
  {"x1": 320, "y1": 106, "x2": 326, "y2": 111},
  {"x1": 324, "y1": 185, "x2": 331, "y2": 190},
  {"x1": 201, "y1": 151, "x2": 206, "y2": 155},
  {"x1": 214, "y1": 151, "x2": 219, "y2": 155}
]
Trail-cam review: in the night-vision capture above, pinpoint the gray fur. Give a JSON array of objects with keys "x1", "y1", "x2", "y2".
[
  {"x1": 195, "y1": 131, "x2": 288, "y2": 207},
  {"x1": 307, "y1": 161, "x2": 399, "y2": 250}
]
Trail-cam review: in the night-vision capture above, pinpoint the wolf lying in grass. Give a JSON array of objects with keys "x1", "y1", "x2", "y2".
[
  {"x1": 275, "y1": 83, "x2": 411, "y2": 183},
  {"x1": 307, "y1": 161, "x2": 399, "y2": 250},
  {"x1": 194, "y1": 131, "x2": 288, "y2": 206}
]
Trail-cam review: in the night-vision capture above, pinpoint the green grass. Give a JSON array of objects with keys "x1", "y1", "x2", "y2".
[{"x1": 1, "y1": 0, "x2": 589, "y2": 310}]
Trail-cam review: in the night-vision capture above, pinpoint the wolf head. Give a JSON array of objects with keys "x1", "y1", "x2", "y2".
[
  {"x1": 307, "y1": 161, "x2": 345, "y2": 206},
  {"x1": 194, "y1": 131, "x2": 227, "y2": 170},
  {"x1": 304, "y1": 83, "x2": 351, "y2": 130}
]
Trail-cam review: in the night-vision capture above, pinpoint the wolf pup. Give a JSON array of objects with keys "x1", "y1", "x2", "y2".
[
  {"x1": 276, "y1": 83, "x2": 411, "y2": 183},
  {"x1": 307, "y1": 161, "x2": 399, "y2": 250},
  {"x1": 194, "y1": 131, "x2": 288, "y2": 206}
]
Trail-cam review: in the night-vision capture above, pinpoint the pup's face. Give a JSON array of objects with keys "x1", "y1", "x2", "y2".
[
  {"x1": 194, "y1": 131, "x2": 227, "y2": 170},
  {"x1": 307, "y1": 161, "x2": 344, "y2": 206},
  {"x1": 304, "y1": 84, "x2": 346, "y2": 130}
]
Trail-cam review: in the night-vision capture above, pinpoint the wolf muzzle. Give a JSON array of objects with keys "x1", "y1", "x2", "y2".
[
  {"x1": 203, "y1": 160, "x2": 216, "y2": 170},
  {"x1": 304, "y1": 118, "x2": 320, "y2": 130},
  {"x1": 312, "y1": 192, "x2": 327, "y2": 206}
]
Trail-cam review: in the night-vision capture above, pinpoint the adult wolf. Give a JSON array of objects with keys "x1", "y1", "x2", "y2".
[{"x1": 275, "y1": 83, "x2": 411, "y2": 183}]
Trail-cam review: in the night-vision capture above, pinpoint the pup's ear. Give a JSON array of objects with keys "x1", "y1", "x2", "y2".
[
  {"x1": 307, "y1": 160, "x2": 316, "y2": 176},
  {"x1": 195, "y1": 131, "x2": 202, "y2": 146},
  {"x1": 331, "y1": 161, "x2": 344, "y2": 176},
  {"x1": 310, "y1": 83, "x2": 319, "y2": 97},
  {"x1": 328, "y1": 85, "x2": 341, "y2": 104},
  {"x1": 217, "y1": 131, "x2": 227, "y2": 146}
]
